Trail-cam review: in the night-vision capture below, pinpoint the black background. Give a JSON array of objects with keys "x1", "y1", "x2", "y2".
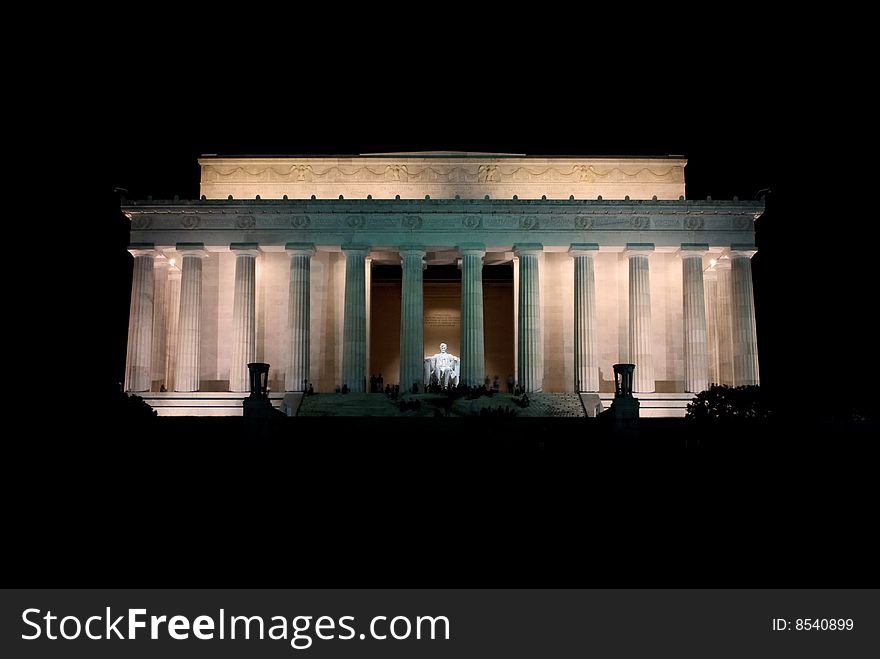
[{"x1": 13, "y1": 16, "x2": 878, "y2": 592}]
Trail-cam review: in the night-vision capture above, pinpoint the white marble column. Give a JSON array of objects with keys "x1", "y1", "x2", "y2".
[
  {"x1": 704, "y1": 266, "x2": 720, "y2": 386},
  {"x1": 229, "y1": 243, "x2": 261, "y2": 392},
  {"x1": 365, "y1": 256, "x2": 373, "y2": 382},
  {"x1": 715, "y1": 258, "x2": 735, "y2": 385},
  {"x1": 342, "y1": 246, "x2": 368, "y2": 392},
  {"x1": 150, "y1": 257, "x2": 169, "y2": 388},
  {"x1": 515, "y1": 244, "x2": 543, "y2": 392},
  {"x1": 125, "y1": 245, "x2": 157, "y2": 392},
  {"x1": 681, "y1": 244, "x2": 709, "y2": 393},
  {"x1": 512, "y1": 255, "x2": 519, "y2": 382},
  {"x1": 570, "y1": 243, "x2": 599, "y2": 392},
  {"x1": 285, "y1": 243, "x2": 314, "y2": 392},
  {"x1": 626, "y1": 244, "x2": 655, "y2": 393},
  {"x1": 164, "y1": 265, "x2": 181, "y2": 392},
  {"x1": 399, "y1": 246, "x2": 425, "y2": 392},
  {"x1": 174, "y1": 244, "x2": 208, "y2": 392},
  {"x1": 459, "y1": 244, "x2": 485, "y2": 387},
  {"x1": 730, "y1": 245, "x2": 760, "y2": 386}
]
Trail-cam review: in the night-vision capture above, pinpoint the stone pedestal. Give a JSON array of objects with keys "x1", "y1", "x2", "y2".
[
  {"x1": 626, "y1": 244, "x2": 655, "y2": 393},
  {"x1": 243, "y1": 362, "x2": 277, "y2": 437},
  {"x1": 681, "y1": 244, "x2": 709, "y2": 393},
  {"x1": 731, "y1": 245, "x2": 760, "y2": 385},
  {"x1": 515, "y1": 244, "x2": 543, "y2": 392},
  {"x1": 342, "y1": 246, "x2": 368, "y2": 392},
  {"x1": 608, "y1": 363, "x2": 640, "y2": 420},
  {"x1": 459, "y1": 244, "x2": 485, "y2": 387},
  {"x1": 399, "y1": 246, "x2": 425, "y2": 392},
  {"x1": 230, "y1": 244, "x2": 260, "y2": 392},
  {"x1": 285, "y1": 243, "x2": 314, "y2": 392},
  {"x1": 174, "y1": 244, "x2": 208, "y2": 392},
  {"x1": 570, "y1": 243, "x2": 599, "y2": 392},
  {"x1": 125, "y1": 245, "x2": 157, "y2": 392}
]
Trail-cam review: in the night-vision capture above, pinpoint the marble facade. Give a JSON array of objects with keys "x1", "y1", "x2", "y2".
[{"x1": 123, "y1": 153, "x2": 764, "y2": 414}]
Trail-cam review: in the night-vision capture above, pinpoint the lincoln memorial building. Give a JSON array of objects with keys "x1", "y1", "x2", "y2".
[{"x1": 121, "y1": 153, "x2": 764, "y2": 416}]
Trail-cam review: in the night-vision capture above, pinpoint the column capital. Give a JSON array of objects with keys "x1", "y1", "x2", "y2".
[
  {"x1": 729, "y1": 244, "x2": 758, "y2": 259},
  {"x1": 398, "y1": 245, "x2": 426, "y2": 258},
  {"x1": 678, "y1": 243, "x2": 709, "y2": 258},
  {"x1": 569, "y1": 243, "x2": 599, "y2": 257},
  {"x1": 176, "y1": 243, "x2": 209, "y2": 258},
  {"x1": 714, "y1": 257, "x2": 732, "y2": 271},
  {"x1": 231, "y1": 242, "x2": 262, "y2": 258},
  {"x1": 625, "y1": 243, "x2": 655, "y2": 258},
  {"x1": 703, "y1": 268, "x2": 718, "y2": 281},
  {"x1": 341, "y1": 244, "x2": 370, "y2": 257},
  {"x1": 285, "y1": 242, "x2": 315, "y2": 257},
  {"x1": 128, "y1": 243, "x2": 157, "y2": 258},
  {"x1": 154, "y1": 255, "x2": 171, "y2": 268},
  {"x1": 458, "y1": 242, "x2": 485, "y2": 257},
  {"x1": 513, "y1": 243, "x2": 544, "y2": 257}
]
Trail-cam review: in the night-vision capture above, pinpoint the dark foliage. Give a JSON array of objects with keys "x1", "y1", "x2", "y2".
[
  {"x1": 686, "y1": 384, "x2": 772, "y2": 422},
  {"x1": 109, "y1": 391, "x2": 158, "y2": 425}
]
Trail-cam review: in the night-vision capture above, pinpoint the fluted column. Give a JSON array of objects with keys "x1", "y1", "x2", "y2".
[
  {"x1": 399, "y1": 246, "x2": 425, "y2": 392},
  {"x1": 512, "y1": 255, "x2": 519, "y2": 381},
  {"x1": 285, "y1": 243, "x2": 314, "y2": 391},
  {"x1": 626, "y1": 244, "x2": 655, "y2": 393},
  {"x1": 125, "y1": 245, "x2": 157, "y2": 392},
  {"x1": 175, "y1": 244, "x2": 208, "y2": 392},
  {"x1": 681, "y1": 244, "x2": 709, "y2": 393},
  {"x1": 459, "y1": 244, "x2": 485, "y2": 387},
  {"x1": 164, "y1": 266, "x2": 181, "y2": 392},
  {"x1": 704, "y1": 267, "x2": 720, "y2": 386},
  {"x1": 515, "y1": 244, "x2": 543, "y2": 392},
  {"x1": 730, "y1": 245, "x2": 760, "y2": 385},
  {"x1": 342, "y1": 246, "x2": 368, "y2": 392},
  {"x1": 715, "y1": 258, "x2": 735, "y2": 385},
  {"x1": 150, "y1": 257, "x2": 169, "y2": 388},
  {"x1": 570, "y1": 243, "x2": 599, "y2": 392},
  {"x1": 365, "y1": 256, "x2": 373, "y2": 381},
  {"x1": 229, "y1": 243, "x2": 260, "y2": 392}
]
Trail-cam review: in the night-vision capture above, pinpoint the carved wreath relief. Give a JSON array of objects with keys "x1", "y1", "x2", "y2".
[
  {"x1": 684, "y1": 217, "x2": 704, "y2": 231},
  {"x1": 235, "y1": 215, "x2": 256, "y2": 229},
  {"x1": 575, "y1": 215, "x2": 594, "y2": 230}
]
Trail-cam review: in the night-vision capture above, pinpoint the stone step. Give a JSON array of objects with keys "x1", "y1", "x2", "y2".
[
  {"x1": 139, "y1": 392, "x2": 284, "y2": 417},
  {"x1": 597, "y1": 392, "x2": 694, "y2": 418}
]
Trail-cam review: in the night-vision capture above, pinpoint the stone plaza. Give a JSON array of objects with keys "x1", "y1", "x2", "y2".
[{"x1": 121, "y1": 153, "x2": 764, "y2": 416}]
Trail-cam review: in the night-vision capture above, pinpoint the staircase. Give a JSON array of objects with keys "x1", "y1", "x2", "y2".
[
  {"x1": 139, "y1": 392, "x2": 285, "y2": 416},
  {"x1": 598, "y1": 392, "x2": 694, "y2": 418},
  {"x1": 298, "y1": 393, "x2": 404, "y2": 417}
]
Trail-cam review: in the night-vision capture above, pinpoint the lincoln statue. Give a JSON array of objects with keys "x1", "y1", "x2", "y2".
[{"x1": 427, "y1": 343, "x2": 460, "y2": 389}]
